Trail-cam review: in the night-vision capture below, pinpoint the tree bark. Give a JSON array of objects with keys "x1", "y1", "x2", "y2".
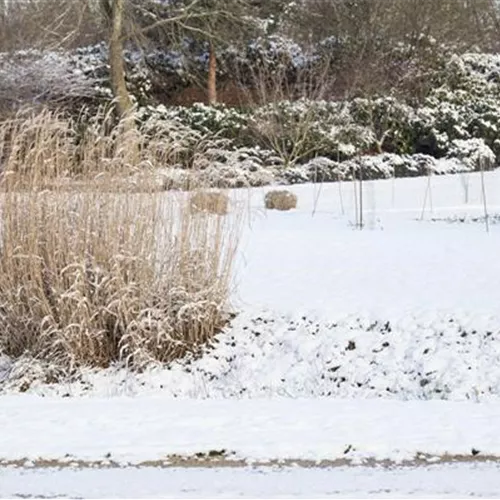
[
  {"x1": 109, "y1": 0, "x2": 132, "y2": 117},
  {"x1": 207, "y1": 39, "x2": 217, "y2": 105}
]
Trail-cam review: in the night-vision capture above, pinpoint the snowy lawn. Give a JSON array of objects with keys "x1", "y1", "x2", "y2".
[
  {"x1": 1, "y1": 398, "x2": 500, "y2": 464},
  {"x1": 234, "y1": 170, "x2": 500, "y2": 316}
]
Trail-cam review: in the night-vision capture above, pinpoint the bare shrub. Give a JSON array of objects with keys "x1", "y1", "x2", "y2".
[
  {"x1": 0, "y1": 110, "x2": 241, "y2": 373},
  {"x1": 190, "y1": 191, "x2": 229, "y2": 215},
  {"x1": 0, "y1": 0, "x2": 103, "y2": 52},
  {"x1": 264, "y1": 190, "x2": 297, "y2": 211},
  {"x1": 238, "y1": 49, "x2": 335, "y2": 167}
]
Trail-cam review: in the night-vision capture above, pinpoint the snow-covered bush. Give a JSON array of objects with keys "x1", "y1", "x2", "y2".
[
  {"x1": 0, "y1": 48, "x2": 108, "y2": 109},
  {"x1": 194, "y1": 147, "x2": 280, "y2": 188},
  {"x1": 249, "y1": 99, "x2": 334, "y2": 164},
  {"x1": 135, "y1": 105, "x2": 210, "y2": 168},
  {"x1": 414, "y1": 53, "x2": 500, "y2": 161},
  {"x1": 220, "y1": 34, "x2": 309, "y2": 85},
  {"x1": 341, "y1": 154, "x2": 436, "y2": 180},
  {"x1": 135, "y1": 104, "x2": 255, "y2": 171},
  {"x1": 0, "y1": 44, "x2": 157, "y2": 110},
  {"x1": 348, "y1": 97, "x2": 416, "y2": 154},
  {"x1": 281, "y1": 156, "x2": 344, "y2": 184},
  {"x1": 159, "y1": 103, "x2": 249, "y2": 140},
  {"x1": 153, "y1": 146, "x2": 282, "y2": 190},
  {"x1": 274, "y1": 153, "x2": 474, "y2": 185},
  {"x1": 447, "y1": 139, "x2": 496, "y2": 171},
  {"x1": 340, "y1": 152, "x2": 490, "y2": 180},
  {"x1": 248, "y1": 99, "x2": 375, "y2": 165}
]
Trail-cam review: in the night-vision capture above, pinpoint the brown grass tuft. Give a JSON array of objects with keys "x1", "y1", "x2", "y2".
[
  {"x1": 190, "y1": 191, "x2": 229, "y2": 215},
  {"x1": 264, "y1": 190, "x2": 298, "y2": 211},
  {"x1": 0, "y1": 109, "x2": 241, "y2": 372}
]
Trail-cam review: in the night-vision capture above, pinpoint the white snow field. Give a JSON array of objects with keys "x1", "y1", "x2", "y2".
[
  {"x1": 2, "y1": 463, "x2": 500, "y2": 499},
  {"x1": 235, "y1": 169, "x2": 500, "y2": 317},
  {"x1": 1, "y1": 170, "x2": 500, "y2": 497}
]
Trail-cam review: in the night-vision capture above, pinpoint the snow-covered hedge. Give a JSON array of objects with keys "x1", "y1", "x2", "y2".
[
  {"x1": 152, "y1": 151, "x2": 493, "y2": 190},
  {"x1": 0, "y1": 44, "x2": 157, "y2": 109},
  {"x1": 147, "y1": 57, "x2": 500, "y2": 167},
  {"x1": 4, "y1": 45, "x2": 499, "y2": 188},
  {"x1": 3, "y1": 43, "x2": 500, "y2": 165},
  {"x1": 284, "y1": 152, "x2": 491, "y2": 185},
  {"x1": 134, "y1": 102, "x2": 497, "y2": 189}
]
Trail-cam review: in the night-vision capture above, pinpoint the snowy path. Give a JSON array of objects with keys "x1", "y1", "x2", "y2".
[
  {"x1": 2, "y1": 463, "x2": 500, "y2": 498},
  {"x1": 1, "y1": 397, "x2": 500, "y2": 464}
]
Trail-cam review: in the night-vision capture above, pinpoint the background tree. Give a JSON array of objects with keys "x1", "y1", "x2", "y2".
[
  {"x1": 282, "y1": 0, "x2": 500, "y2": 99},
  {"x1": 135, "y1": 0, "x2": 256, "y2": 105},
  {"x1": 98, "y1": 0, "x2": 256, "y2": 114},
  {"x1": 100, "y1": 0, "x2": 132, "y2": 116}
]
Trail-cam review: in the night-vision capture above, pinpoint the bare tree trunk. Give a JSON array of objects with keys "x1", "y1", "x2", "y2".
[
  {"x1": 109, "y1": 0, "x2": 132, "y2": 117},
  {"x1": 207, "y1": 39, "x2": 217, "y2": 105}
]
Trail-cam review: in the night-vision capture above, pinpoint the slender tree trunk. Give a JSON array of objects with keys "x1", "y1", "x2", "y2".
[
  {"x1": 207, "y1": 39, "x2": 217, "y2": 105},
  {"x1": 109, "y1": 0, "x2": 132, "y2": 117}
]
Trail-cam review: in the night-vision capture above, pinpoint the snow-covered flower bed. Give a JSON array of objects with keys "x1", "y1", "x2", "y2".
[{"x1": 3, "y1": 310, "x2": 498, "y2": 401}]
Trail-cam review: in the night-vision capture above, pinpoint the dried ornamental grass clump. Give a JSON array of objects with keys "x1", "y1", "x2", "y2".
[
  {"x1": 264, "y1": 189, "x2": 298, "y2": 211},
  {"x1": 0, "y1": 110, "x2": 241, "y2": 374},
  {"x1": 190, "y1": 190, "x2": 229, "y2": 215}
]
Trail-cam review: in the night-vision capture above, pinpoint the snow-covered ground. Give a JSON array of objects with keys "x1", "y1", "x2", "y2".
[
  {"x1": 1, "y1": 170, "x2": 500, "y2": 497},
  {"x1": 3, "y1": 170, "x2": 499, "y2": 400},
  {"x1": 235, "y1": 169, "x2": 500, "y2": 316},
  {"x1": 2, "y1": 463, "x2": 500, "y2": 499},
  {"x1": 1, "y1": 397, "x2": 500, "y2": 464}
]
